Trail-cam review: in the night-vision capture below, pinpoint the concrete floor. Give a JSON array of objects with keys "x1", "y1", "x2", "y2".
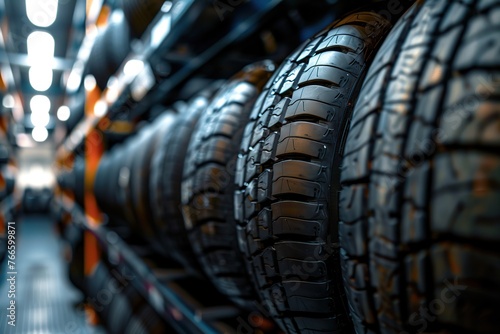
[{"x1": 0, "y1": 214, "x2": 106, "y2": 334}]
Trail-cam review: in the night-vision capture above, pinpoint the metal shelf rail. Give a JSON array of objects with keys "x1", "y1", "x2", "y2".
[
  {"x1": 57, "y1": 0, "x2": 290, "y2": 157},
  {"x1": 109, "y1": 0, "x2": 285, "y2": 121},
  {"x1": 55, "y1": 196, "x2": 249, "y2": 334}
]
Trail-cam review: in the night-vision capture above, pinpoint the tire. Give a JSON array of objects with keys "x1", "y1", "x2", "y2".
[
  {"x1": 106, "y1": 282, "x2": 143, "y2": 334},
  {"x1": 73, "y1": 156, "x2": 85, "y2": 208},
  {"x1": 117, "y1": 137, "x2": 144, "y2": 226},
  {"x1": 234, "y1": 11, "x2": 393, "y2": 334},
  {"x1": 130, "y1": 112, "x2": 176, "y2": 237},
  {"x1": 86, "y1": 262, "x2": 113, "y2": 317},
  {"x1": 104, "y1": 12, "x2": 131, "y2": 74},
  {"x1": 124, "y1": 305, "x2": 170, "y2": 334},
  {"x1": 0, "y1": 144, "x2": 9, "y2": 164},
  {"x1": 120, "y1": 0, "x2": 164, "y2": 38},
  {"x1": 87, "y1": 31, "x2": 110, "y2": 90},
  {"x1": 150, "y1": 86, "x2": 220, "y2": 270},
  {"x1": 339, "y1": 1, "x2": 500, "y2": 333},
  {"x1": 181, "y1": 61, "x2": 274, "y2": 308},
  {"x1": 95, "y1": 148, "x2": 124, "y2": 224},
  {"x1": 64, "y1": 223, "x2": 85, "y2": 293},
  {"x1": 94, "y1": 152, "x2": 111, "y2": 213},
  {"x1": 87, "y1": 13, "x2": 131, "y2": 92}
]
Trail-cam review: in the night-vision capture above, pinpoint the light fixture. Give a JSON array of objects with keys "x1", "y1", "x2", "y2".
[
  {"x1": 26, "y1": 0, "x2": 59, "y2": 28},
  {"x1": 27, "y1": 31, "x2": 55, "y2": 66},
  {"x1": 32, "y1": 126, "x2": 49, "y2": 143},
  {"x1": 2, "y1": 94, "x2": 15, "y2": 109},
  {"x1": 30, "y1": 95, "x2": 51, "y2": 114},
  {"x1": 29, "y1": 66, "x2": 53, "y2": 91},
  {"x1": 30, "y1": 111, "x2": 50, "y2": 127},
  {"x1": 123, "y1": 59, "x2": 144, "y2": 77},
  {"x1": 57, "y1": 105, "x2": 70, "y2": 121}
]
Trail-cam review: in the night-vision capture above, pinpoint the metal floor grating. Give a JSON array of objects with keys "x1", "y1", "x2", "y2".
[{"x1": 0, "y1": 214, "x2": 106, "y2": 334}]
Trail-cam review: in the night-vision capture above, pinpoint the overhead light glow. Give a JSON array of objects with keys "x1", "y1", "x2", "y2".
[
  {"x1": 26, "y1": 0, "x2": 59, "y2": 28},
  {"x1": 2, "y1": 94, "x2": 15, "y2": 108},
  {"x1": 30, "y1": 111, "x2": 50, "y2": 127},
  {"x1": 30, "y1": 95, "x2": 51, "y2": 114},
  {"x1": 27, "y1": 31, "x2": 55, "y2": 66},
  {"x1": 29, "y1": 66, "x2": 53, "y2": 91},
  {"x1": 32, "y1": 126, "x2": 49, "y2": 143},
  {"x1": 94, "y1": 100, "x2": 107, "y2": 117},
  {"x1": 123, "y1": 59, "x2": 144, "y2": 77},
  {"x1": 57, "y1": 105, "x2": 70, "y2": 121}
]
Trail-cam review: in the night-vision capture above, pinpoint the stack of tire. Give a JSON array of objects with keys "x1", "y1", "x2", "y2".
[
  {"x1": 57, "y1": 156, "x2": 85, "y2": 208},
  {"x1": 85, "y1": 261, "x2": 173, "y2": 334},
  {"x1": 87, "y1": 9, "x2": 132, "y2": 90},
  {"x1": 86, "y1": 0, "x2": 164, "y2": 90},
  {"x1": 88, "y1": 1, "x2": 500, "y2": 333}
]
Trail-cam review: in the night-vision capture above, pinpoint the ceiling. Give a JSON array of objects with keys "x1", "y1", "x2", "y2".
[{"x1": 0, "y1": 0, "x2": 87, "y2": 145}]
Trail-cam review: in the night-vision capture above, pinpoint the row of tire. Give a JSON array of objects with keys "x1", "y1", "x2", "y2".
[
  {"x1": 62, "y1": 225, "x2": 172, "y2": 334},
  {"x1": 86, "y1": 0, "x2": 165, "y2": 90},
  {"x1": 59, "y1": 1, "x2": 500, "y2": 333}
]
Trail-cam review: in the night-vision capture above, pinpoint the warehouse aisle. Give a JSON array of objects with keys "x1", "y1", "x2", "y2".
[{"x1": 0, "y1": 215, "x2": 105, "y2": 334}]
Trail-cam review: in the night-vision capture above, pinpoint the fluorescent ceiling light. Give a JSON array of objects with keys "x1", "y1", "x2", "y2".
[
  {"x1": 32, "y1": 126, "x2": 49, "y2": 143},
  {"x1": 29, "y1": 66, "x2": 53, "y2": 91},
  {"x1": 27, "y1": 31, "x2": 55, "y2": 66},
  {"x1": 30, "y1": 95, "x2": 51, "y2": 114},
  {"x1": 57, "y1": 105, "x2": 70, "y2": 121},
  {"x1": 30, "y1": 111, "x2": 50, "y2": 127},
  {"x1": 26, "y1": 0, "x2": 59, "y2": 28}
]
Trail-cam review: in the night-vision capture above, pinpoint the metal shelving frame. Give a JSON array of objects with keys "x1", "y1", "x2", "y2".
[{"x1": 55, "y1": 195, "x2": 261, "y2": 334}]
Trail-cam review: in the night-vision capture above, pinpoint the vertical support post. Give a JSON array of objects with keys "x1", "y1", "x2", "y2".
[{"x1": 83, "y1": 81, "x2": 103, "y2": 278}]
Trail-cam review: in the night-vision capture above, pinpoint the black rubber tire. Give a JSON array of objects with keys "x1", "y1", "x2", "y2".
[
  {"x1": 106, "y1": 282, "x2": 142, "y2": 334},
  {"x1": 234, "y1": 12, "x2": 393, "y2": 334},
  {"x1": 339, "y1": 1, "x2": 500, "y2": 333},
  {"x1": 150, "y1": 87, "x2": 219, "y2": 270},
  {"x1": 124, "y1": 305, "x2": 170, "y2": 334},
  {"x1": 5, "y1": 175, "x2": 15, "y2": 196},
  {"x1": 130, "y1": 112, "x2": 176, "y2": 237},
  {"x1": 87, "y1": 13, "x2": 131, "y2": 92},
  {"x1": 120, "y1": 0, "x2": 164, "y2": 38},
  {"x1": 64, "y1": 223, "x2": 85, "y2": 293},
  {"x1": 181, "y1": 61, "x2": 274, "y2": 309},
  {"x1": 57, "y1": 159, "x2": 84, "y2": 208},
  {"x1": 86, "y1": 261, "x2": 113, "y2": 318},
  {"x1": 73, "y1": 156, "x2": 85, "y2": 208},
  {"x1": 104, "y1": 12, "x2": 132, "y2": 74},
  {"x1": 109, "y1": 147, "x2": 130, "y2": 224},
  {"x1": 0, "y1": 144, "x2": 9, "y2": 164},
  {"x1": 94, "y1": 151, "x2": 111, "y2": 213},
  {"x1": 87, "y1": 30, "x2": 111, "y2": 90},
  {"x1": 115, "y1": 137, "x2": 144, "y2": 226}
]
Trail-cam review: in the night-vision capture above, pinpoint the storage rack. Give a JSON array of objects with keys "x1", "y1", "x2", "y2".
[
  {"x1": 55, "y1": 195, "x2": 280, "y2": 334},
  {"x1": 52, "y1": 0, "x2": 338, "y2": 333}
]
